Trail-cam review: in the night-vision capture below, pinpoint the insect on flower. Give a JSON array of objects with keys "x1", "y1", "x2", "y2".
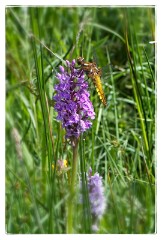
[{"x1": 77, "y1": 57, "x2": 107, "y2": 106}]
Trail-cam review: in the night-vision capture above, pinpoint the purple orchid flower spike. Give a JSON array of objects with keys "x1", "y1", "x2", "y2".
[{"x1": 54, "y1": 59, "x2": 95, "y2": 143}]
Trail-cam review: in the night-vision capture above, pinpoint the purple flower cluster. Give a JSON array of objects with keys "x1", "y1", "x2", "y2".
[
  {"x1": 80, "y1": 167, "x2": 106, "y2": 231},
  {"x1": 87, "y1": 168, "x2": 106, "y2": 219},
  {"x1": 54, "y1": 60, "x2": 95, "y2": 140}
]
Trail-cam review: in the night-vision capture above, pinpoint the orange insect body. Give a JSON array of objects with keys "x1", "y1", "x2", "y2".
[
  {"x1": 77, "y1": 57, "x2": 107, "y2": 106},
  {"x1": 91, "y1": 74, "x2": 107, "y2": 106}
]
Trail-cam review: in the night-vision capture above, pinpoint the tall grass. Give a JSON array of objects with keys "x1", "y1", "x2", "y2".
[{"x1": 6, "y1": 6, "x2": 155, "y2": 233}]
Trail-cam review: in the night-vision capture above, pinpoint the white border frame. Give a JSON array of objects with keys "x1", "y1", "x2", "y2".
[{"x1": 1, "y1": 1, "x2": 160, "y2": 239}]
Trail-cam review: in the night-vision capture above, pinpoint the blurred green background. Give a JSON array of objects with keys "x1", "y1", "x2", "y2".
[{"x1": 6, "y1": 6, "x2": 155, "y2": 234}]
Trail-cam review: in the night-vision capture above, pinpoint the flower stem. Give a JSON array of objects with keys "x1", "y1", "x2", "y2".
[{"x1": 67, "y1": 138, "x2": 79, "y2": 233}]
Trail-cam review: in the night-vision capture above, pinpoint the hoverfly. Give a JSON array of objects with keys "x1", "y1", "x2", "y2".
[{"x1": 77, "y1": 57, "x2": 107, "y2": 106}]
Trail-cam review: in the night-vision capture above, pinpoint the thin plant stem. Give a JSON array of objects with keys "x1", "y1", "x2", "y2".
[{"x1": 67, "y1": 138, "x2": 79, "y2": 233}]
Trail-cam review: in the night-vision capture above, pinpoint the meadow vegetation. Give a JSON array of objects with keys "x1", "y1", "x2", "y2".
[{"x1": 6, "y1": 6, "x2": 155, "y2": 233}]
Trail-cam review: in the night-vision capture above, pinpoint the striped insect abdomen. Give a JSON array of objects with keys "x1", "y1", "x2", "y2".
[{"x1": 92, "y1": 74, "x2": 107, "y2": 106}]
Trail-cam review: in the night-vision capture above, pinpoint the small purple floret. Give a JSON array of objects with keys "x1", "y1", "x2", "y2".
[{"x1": 54, "y1": 60, "x2": 95, "y2": 139}]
